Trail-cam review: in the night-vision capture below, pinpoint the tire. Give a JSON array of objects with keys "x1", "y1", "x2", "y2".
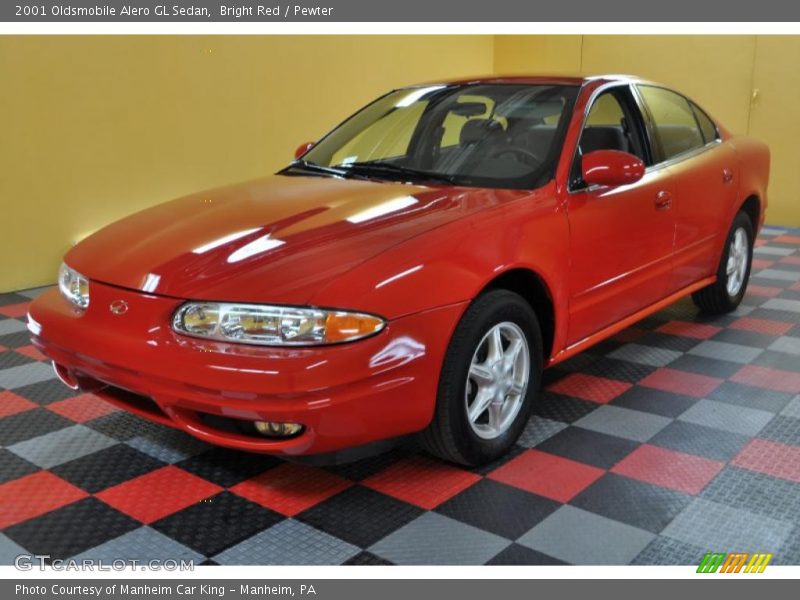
[
  {"x1": 692, "y1": 211, "x2": 754, "y2": 315},
  {"x1": 419, "y1": 289, "x2": 543, "y2": 466}
]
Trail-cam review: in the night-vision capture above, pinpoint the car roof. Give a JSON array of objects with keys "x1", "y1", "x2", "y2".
[{"x1": 409, "y1": 74, "x2": 646, "y2": 87}]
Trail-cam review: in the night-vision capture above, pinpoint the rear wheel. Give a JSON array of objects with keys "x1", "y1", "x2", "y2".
[
  {"x1": 420, "y1": 290, "x2": 543, "y2": 466},
  {"x1": 692, "y1": 211, "x2": 754, "y2": 314}
]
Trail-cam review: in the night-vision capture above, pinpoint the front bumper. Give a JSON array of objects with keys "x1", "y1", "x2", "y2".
[{"x1": 28, "y1": 283, "x2": 465, "y2": 456}]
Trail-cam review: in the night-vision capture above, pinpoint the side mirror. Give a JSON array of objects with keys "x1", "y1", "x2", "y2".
[
  {"x1": 581, "y1": 149, "x2": 645, "y2": 187},
  {"x1": 294, "y1": 142, "x2": 315, "y2": 160}
]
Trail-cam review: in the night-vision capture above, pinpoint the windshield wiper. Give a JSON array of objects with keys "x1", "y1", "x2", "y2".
[
  {"x1": 334, "y1": 161, "x2": 460, "y2": 185},
  {"x1": 281, "y1": 160, "x2": 350, "y2": 178}
]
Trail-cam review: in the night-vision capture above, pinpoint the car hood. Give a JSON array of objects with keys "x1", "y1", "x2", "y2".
[{"x1": 66, "y1": 174, "x2": 516, "y2": 304}]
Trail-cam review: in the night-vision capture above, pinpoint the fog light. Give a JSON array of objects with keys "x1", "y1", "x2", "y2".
[{"x1": 253, "y1": 421, "x2": 303, "y2": 437}]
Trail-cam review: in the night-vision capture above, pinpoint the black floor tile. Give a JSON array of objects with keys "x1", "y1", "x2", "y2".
[
  {"x1": 436, "y1": 478, "x2": 560, "y2": 540},
  {"x1": 0, "y1": 448, "x2": 39, "y2": 484},
  {"x1": 668, "y1": 354, "x2": 743, "y2": 379},
  {"x1": 536, "y1": 426, "x2": 639, "y2": 469},
  {"x1": 4, "y1": 498, "x2": 139, "y2": 559},
  {"x1": 0, "y1": 408, "x2": 73, "y2": 446},
  {"x1": 531, "y1": 392, "x2": 597, "y2": 424},
  {"x1": 52, "y1": 444, "x2": 167, "y2": 493},
  {"x1": 297, "y1": 486, "x2": 423, "y2": 549},
  {"x1": 577, "y1": 357, "x2": 657, "y2": 384},
  {"x1": 176, "y1": 447, "x2": 281, "y2": 487},
  {"x1": 486, "y1": 543, "x2": 567, "y2": 565},
  {"x1": 13, "y1": 379, "x2": 80, "y2": 405},
  {"x1": 152, "y1": 492, "x2": 283, "y2": 557},
  {"x1": 709, "y1": 381, "x2": 794, "y2": 413},
  {"x1": 649, "y1": 420, "x2": 750, "y2": 462},
  {"x1": 571, "y1": 473, "x2": 693, "y2": 534},
  {"x1": 612, "y1": 386, "x2": 697, "y2": 418}
]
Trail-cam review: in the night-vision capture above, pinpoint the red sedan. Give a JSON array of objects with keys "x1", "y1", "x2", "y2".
[{"x1": 28, "y1": 75, "x2": 769, "y2": 466}]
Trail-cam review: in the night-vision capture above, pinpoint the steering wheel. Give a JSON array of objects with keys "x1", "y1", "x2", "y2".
[{"x1": 490, "y1": 146, "x2": 541, "y2": 166}]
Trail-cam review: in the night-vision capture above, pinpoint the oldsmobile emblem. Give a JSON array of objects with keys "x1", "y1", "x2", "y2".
[{"x1": 109, "y1": 300, "x2": 129, "y2": 315}]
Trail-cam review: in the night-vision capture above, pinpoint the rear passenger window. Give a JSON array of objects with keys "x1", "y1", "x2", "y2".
[
  {"x1": 691, "y1": 103, "x2": 719, "y2": 144},
  {"x1": 639, "y1": 86, "x2": 705, "y2": 161}
]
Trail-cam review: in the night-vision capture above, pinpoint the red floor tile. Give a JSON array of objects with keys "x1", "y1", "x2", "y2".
[
  {"x1": 774, "y1": 235, "x2": 800, "y2": 245},
  {"x1": 0, "y1": 302, "x2": 30, "y2": 318},
  {"x1": 14, "y1": 344, "x2": 47, "y2": 362},
  {"x1": 779, "y1": 255, "x2": 800, "y2": 266},
  {"x1": 754, "y1": 239, "x2": 768, "y2": 248},
  {"x1": 656, "y1": 320, "x2": 722, "y2": 340},
  {"x1": 730, "y1": 365, "x2": 800, "y2": 394},
  {"x1": 729, "y1": 317, "x2": 794, "y2": 336},
  {"x1": 732, "y1": 439, "x2": 800, "y2": 483},
  {"x1": 488, "y1": 449, "x2": 604, "y2": 503},
  {"x1": 746, "y1": 285, "x2": 783, "y2": 298},
  {"x1": 0, "y1": 472, "x2": 87, "y2": 528},
  {"x1": 230, "y1": 463, "x2": 352, "y2": 517},
  {"x1": 751, "y1": 258, "x2": 774, "y2": 269},
  {"x1": 639, "y1": 368, "x2": 723, "y2": 398},
  {"x1": 363, "y1": 455, "x2": 480, "y2": 509},
  {"x1": 611, "y1": 444, "x2": 724, "y2": 495},
  {"x1": 546, "y1": 373, "x2": 632, "y2": 404},
  {"x1": 97, "y1": 466, "x2": 222, "y2": 524},
  {"x1": 791, "y1": 282, "x2": 800, "y2": 292},
  {"x1": 0, "y1": 390, "x2": 38, "y2": 418},
  {"x1": 47, "y1": 393, "x2": 119, "y2": 423}
]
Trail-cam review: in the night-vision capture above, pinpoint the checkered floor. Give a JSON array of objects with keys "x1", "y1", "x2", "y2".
[{"x1": 2, "y1": 227, "x2": 800, "y2": 566}]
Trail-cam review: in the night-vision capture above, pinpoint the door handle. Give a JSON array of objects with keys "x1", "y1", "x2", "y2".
[
  {"x1": 655, "y1": 190, "x2": 673, "y2": 211},
  {"x1": 723, "y1": 168, "x2": 734, "y2": 184}
]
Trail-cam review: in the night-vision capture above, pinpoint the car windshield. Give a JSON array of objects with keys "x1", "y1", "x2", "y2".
[{"x1": 282, "y1": 83, "x2": 580, "y2": 189}]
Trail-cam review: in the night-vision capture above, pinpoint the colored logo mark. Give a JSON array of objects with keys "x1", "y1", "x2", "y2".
[{"x1": 697, "y1": 552, "x2": 773, "y2": 573}]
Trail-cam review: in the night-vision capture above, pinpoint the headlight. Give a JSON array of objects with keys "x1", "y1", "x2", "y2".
[
  {"x1": 58, "y1": 263, "x2": 90, "y2": 309},
  {"x1": 171, "y1": 302, "x2": 385, "y2": 346}
]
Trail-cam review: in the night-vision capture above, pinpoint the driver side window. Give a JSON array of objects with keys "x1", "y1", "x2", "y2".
[{"x1": 570, "y1": 88, "x2": 648, "y2": 189}]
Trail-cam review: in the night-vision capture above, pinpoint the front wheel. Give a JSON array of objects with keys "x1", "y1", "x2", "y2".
[
  {"x1": 419, "y1": 290, "x2": 543, "y2": 466},
  {"x1": 692, "y1": 211, "x2": 754, "y2": 314}
]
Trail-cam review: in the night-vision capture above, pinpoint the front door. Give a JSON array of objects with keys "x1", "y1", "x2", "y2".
[{"x1": 566, "y1": 86, "x2": 676, "y2": 344}]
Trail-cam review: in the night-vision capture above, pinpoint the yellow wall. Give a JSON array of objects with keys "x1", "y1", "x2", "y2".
[
  {"x1": 0, "y1": 35, "x2": 493, "y2": 292},
  {"x1": 2, "y1": 35, "x2": 799, "y2": 292},
  {"x1": 495, "y1": 35, "x2": 799, "y2": 227}
]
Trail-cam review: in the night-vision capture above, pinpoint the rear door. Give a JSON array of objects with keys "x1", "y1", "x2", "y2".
[
  {"x1": 566, "y1": 85, "x2": 676, "y2": 344},
  {"x1": 636, "y1": 85, "x2": 738, "y2": 292}
]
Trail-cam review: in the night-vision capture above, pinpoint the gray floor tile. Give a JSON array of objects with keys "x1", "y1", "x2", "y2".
[
  {"x1": 754, "y1": 246, "x2": 794, "y2": 256},
  {"x1": 0, "y1": 320, "x2": 27, "y2": 336},
  {"x1": 0, "y1": 362, "x2": 56, "y2": 390},
  {"x1": 126, "y1": 433, "x2": 211, "y2": 464},
  {"x1": 662, "y1": 497, "x2": 791, "y2": 551},
  {"x1": 608, "y1": 344, "x2": 682, "y2": 368},
  {"x1": 768, "y1": 336, "x2": 800, "y2": 356},
  {"x1": 7, "y1": 425, "x2": 117, "y2": 468},
  {"x1": 760, "y1": 228, "x2": 789, "y2": 236},
  {"x1": 678, "y1": 399, "x2": 774, "y2": 436},
  {"x1": 370, "y1": 512, "x2": 509, "y2": 565},
  {"x1": 0, "y1": 533, "x2": 27, "y2": 565},
  {"x1": 631, "y1": 535, "x2": 708, "y2": 566},
  {"x1": 755, "y1": 269, "x2": 800, "y2": 282},
  {"x1": 701, "y1": 467, "x2": 800, "y2": 526},
  {"x1": 763, "y1": 299, "x2": 800, "y2": 314},
  {"x1": 72, "y1": 527, "x2": 203, "y2": 563},
  {"x1": 517, "y1": 505, "x2": 655, "y2": 565},
  {"x1": 688, "y1": 340, "x2": 763, "y2": 364},
  {"x1": 215, "y1": 520, "x2": 359, "y2": 565},
  {"x1": 574, "y1": 405, "x2": 671, "y2": 442},
  {"x1": 780, "y1": 396, "x2": 800, "y2": 419}
]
